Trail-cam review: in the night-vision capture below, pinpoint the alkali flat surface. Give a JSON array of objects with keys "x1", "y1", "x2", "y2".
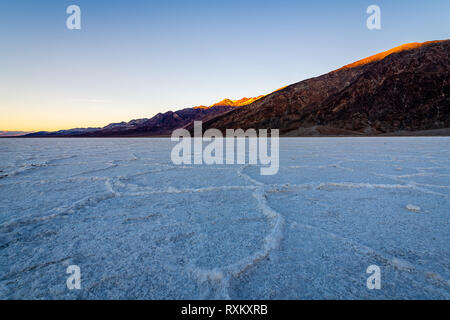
[{"x1": 0, "y1": 138, "x2": 448, "y2": 299}]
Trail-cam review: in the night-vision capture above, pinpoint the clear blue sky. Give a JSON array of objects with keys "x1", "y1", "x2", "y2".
[{"x1": 0, "y1": 0, "x2": 449, "y2": 131}]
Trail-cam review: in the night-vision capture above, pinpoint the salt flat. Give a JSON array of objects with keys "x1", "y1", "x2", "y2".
[{"x1": 0, "y1": 138, "x2": 448, "y2": 299}]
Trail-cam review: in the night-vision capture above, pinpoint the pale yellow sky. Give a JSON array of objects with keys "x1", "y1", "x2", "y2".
[{"x1": 0, "y1": 99, "x2": 155, "y2": 132}]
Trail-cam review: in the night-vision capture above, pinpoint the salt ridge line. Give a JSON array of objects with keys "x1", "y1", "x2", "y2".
[
  {"x1": 372, "y1": 173, "x2": 450, "y2": 198},
  {"x1": 0, "y1": 163, "x2": 178, "y2": 185},
  {"x1": 2, "y1": 177, "x2": 448, "y2": 231},
  {"x1": 109, "y1": 176, "x2": 450, "y2": 198},
  {"x1": 260, "y1": 191, "x2": 450, "y2": 287},
  {"x1": 0, "y1": 186, "x2": 117, "y2": 231},
  {"x1": 0, "y1": 173, "x2": 258, "y2": 231},
  {"x1": 186, "y1": 165, "x2": 285, "y2": 299},
  {"x1": 289, "y1": 217, "x2": 449, "y2": 287},
  {"x1": 221, "y1": 167, "x2": 449, "y2": 295},
  {"x1": 5, "y1": 155, "x2": 79, "y2": 177}
]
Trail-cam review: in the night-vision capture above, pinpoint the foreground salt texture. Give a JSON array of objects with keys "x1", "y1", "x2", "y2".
[{"x1": 0, "y1": 138, "x2": 448, "y2": 299}]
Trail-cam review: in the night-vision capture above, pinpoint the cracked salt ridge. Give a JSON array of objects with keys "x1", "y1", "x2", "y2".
[
  {"x1": 0, "y1": 176, "x2": 256, "y2": 235},
  {"x1": 97, "y1": 167, "x2": 285, "y2": 300},
  {"x1": 373, "y1": 173, "x2": 450, "y2": 197},
  {"x1": 0, "y1": 191, "x2": 117, "y2": 232},
  {"x1": 264, "y1": 181, "x2": 450, "y2": 200},
  {"x1": 4, "y1": 155, "x2": 79, "y2": 177},
  {"x1": 187, "y1": 165, "x2": 285, "y2": 299},
  {"x1": 108, "y1": 176, "x2": 449, "y2": 296},
  {"x1": 0, "y1": 176, "x2": 255, "y2": 233},
  {"x1": 264, "y1": 187, "x2": 450, "y2": 290}
]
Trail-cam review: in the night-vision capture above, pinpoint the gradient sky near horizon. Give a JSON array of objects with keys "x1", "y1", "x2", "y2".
[{"x1": 1, "y1": 0, "x2": 449, "y2": 131}]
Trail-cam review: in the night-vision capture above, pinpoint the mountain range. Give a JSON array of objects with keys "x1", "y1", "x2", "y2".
[
  {"x1": 25, "y1": 39, "x2": 449, "y2": 137},
  {"x1": 26, "y1": 97, "x2": 268, "y2": 137},
  {"x1": 0, "y1": 131, "x2": 34, "y2": 137}
]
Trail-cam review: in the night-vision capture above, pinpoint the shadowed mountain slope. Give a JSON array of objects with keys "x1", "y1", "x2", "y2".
[{"x1": 200, "y1": 40, "x2": 449, "y2": 136}]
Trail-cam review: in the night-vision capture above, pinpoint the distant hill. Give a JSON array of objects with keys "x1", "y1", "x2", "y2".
[
  {"x1": 24, "y1": 97, "x2": 260, "y2": 137},
  {"x1": 200, "y1": 40, "x2": 449, "y2": 136},
  {"x1": 0, "y1": 131, "x2": 34, "y2": 137},
  {"x1": 26, "y1": 128, "x2": 100, "y2": 137},
  {"x1": 77, "y1": 105, "x2": 240, "y2": 137}
]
